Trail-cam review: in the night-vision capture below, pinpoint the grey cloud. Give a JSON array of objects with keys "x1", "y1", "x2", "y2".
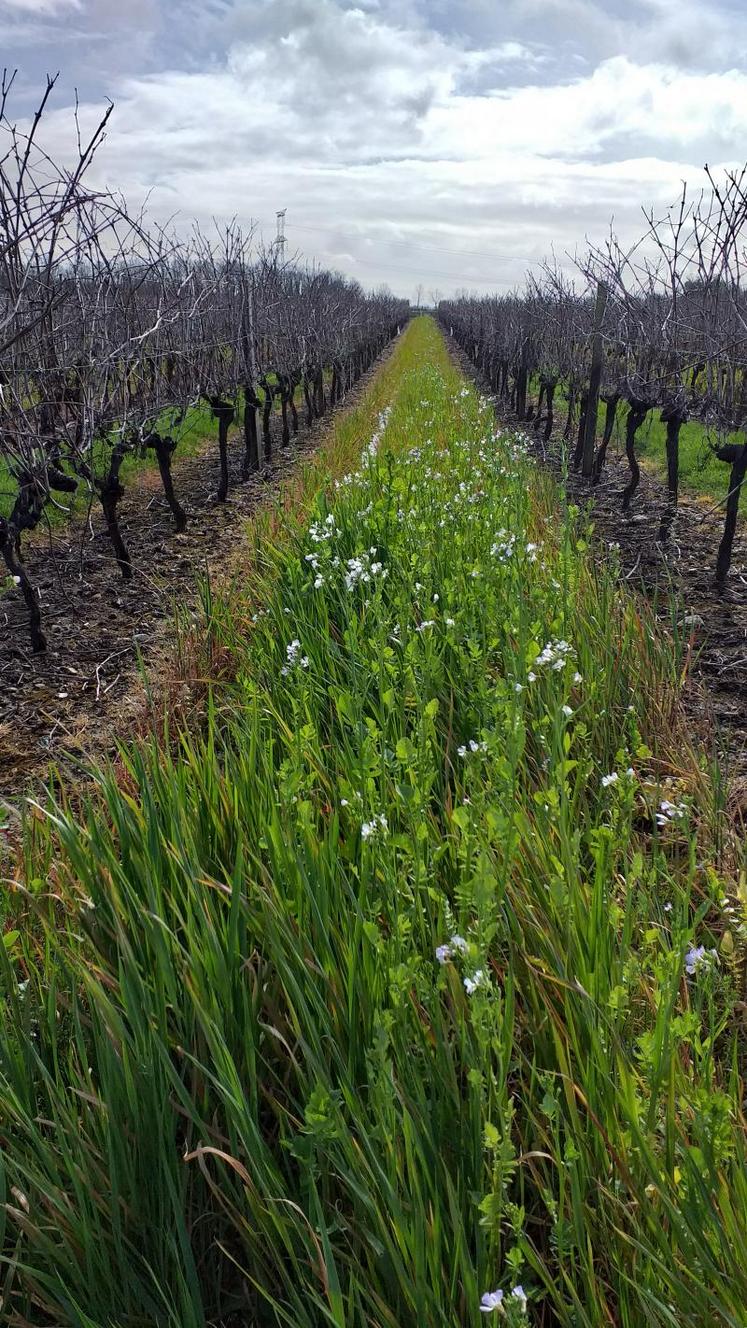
[
  {"x1": 424, "y1": 0, "x2": 747, "y2": 75},
  {"x1": 0, "y1": 0, "x2": 81, "y2": 11},
  {"x1": 3, "y1": 0, "x2": 747, "y2": 302}
]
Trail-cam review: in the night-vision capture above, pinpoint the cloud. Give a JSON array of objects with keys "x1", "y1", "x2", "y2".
[
  {"x1": 426, "y1": 57, "x2": 747, "y2": 164},
  {"x1": 4, "y1": 0, "x2": 747, "y2": 296},
  {"x1": 0, "y1": 0, "x2": 81, "y2": 46},
  {"x1": 0, "y1": 0, "x2": 81, "y2": 11},
  {"x1": 426, "y1": 0, "x2": 747, "y2": 74}
]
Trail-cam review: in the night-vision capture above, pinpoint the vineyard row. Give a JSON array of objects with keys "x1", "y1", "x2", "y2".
[
  {"x1": 0, "y1": 75, "x2": 408, "y2": 652},
  {"x1": 439, "y1": 166, "x2": 747, "y2": 585}
]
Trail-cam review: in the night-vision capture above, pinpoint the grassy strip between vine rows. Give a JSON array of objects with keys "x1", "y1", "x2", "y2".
[{"x1": 1, "y1": 315, "x2": 746, "y2": 1328}]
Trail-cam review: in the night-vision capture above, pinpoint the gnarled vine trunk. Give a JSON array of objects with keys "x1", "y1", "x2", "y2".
[
  {"x1": 260, "y1": 380, "x2": 274, "y2": 464},
  {"x1": 658, "y1": 407, "x2": 685, "y2": 543},
  {"x1": 572, "y1": 391, "x2": 589, "y2": 471},
  {"x1": 0, "y1": 517, "x2": 46, "y2": 652},
  {"x1": 242, "y1": 384, "x2": 260, "y2": 477},
  {"x1": 593, "y1": 394, "x2": 620, "y2": 482},
  {"x1": 621, "y1": 400, "x2": 649, "y2": 511},
  {"x1": 209, "y1": 398, "x2": 235, "y2": 503},
  {"x1": 145, "y1": 432, "x2": 187, "y2": 531},
  {"x1": 715, "y1": 441, "x2": 747, "y2": 586}
]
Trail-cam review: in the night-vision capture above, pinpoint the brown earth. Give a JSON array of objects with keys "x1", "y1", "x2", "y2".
[
  {"x1": 446, "y1": 335, "x2": 747, "y2": 783},
  {"x1": 0, "y1": 344, "x2": 399, "y2": 804}
]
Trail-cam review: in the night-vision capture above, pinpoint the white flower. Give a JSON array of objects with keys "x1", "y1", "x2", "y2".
[
  {"x1": 511, "y1": 1285, "x2": 527, "y2": 1313},
  {"x1": 445, "y1": 617, "x2": 455, "y2": 627},
  {"x1": 527, "y1": 671, "x2": 537, "y2": 683},
  {"x1": 450, "y1": 934, "x2": 469, "y2": 954},
  {"x1": 362, "y1": 405, "x2": 391, "y2": 460},
  {"x1": 309, "y1": 516, "x2": 336, "y2": 543},
  {"x1": 344, "y1": 551, "x2": 387, "y2": 591},
  {"x1": 561, "y1": 704, "x2": 573, "y2": 717},
  {"x1": 656, "y1": 799, "x2": 687, "y2": 826},
  {"x1": 435, "y1": 943, "x2": 452, "y2": 964},
  {"x1": 491, "y1": 533, "x2": 516, "y2": 561},
  {"x1": 573, "y1": 671, "x2": 583, "y2": 684},
  {"x1": 685, "y1": 945, "x2": 717, "y2": 976},
  {"x1": 459, "y1": 739, "x2": 487, "y2": 756},
  {"x1": 345, "y1": 557, "x2": 368, "y2": 590},
  {"x1": 663, "y1": 901, "x2": 673, "y2": 912},
  {"x1": 479, "y1": 1289, "x2": 504, "y2": 1313},
  {"x1": 464, "y1": 970, "x2": 486, "y2": 995},
  {"x1": 281, "y1": 639, "x2": 309, "y2": 675},
  {"x1": 601, "y1": 772, "x2": 618, "y2": 788},
  {"x1": 314, "y1": 575, "x2": 325, "y2": 589},
  {"x1": 514, "y1": 683, "x2": 523, "y2": 694},
  {"x1": 536, "y1": 638, "x2": 573, "y2": 671},
  {"x1": 361, "y1": 814, "x2": 388, "y2": 841}
]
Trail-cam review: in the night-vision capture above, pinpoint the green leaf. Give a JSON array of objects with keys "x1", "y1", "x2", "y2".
[{"x1": 395, "y1": 736, "x2": 415, "y2": 762}]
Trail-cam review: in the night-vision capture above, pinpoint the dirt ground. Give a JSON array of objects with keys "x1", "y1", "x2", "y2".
[
  {"x1": 0, "y1": 346, "x2": 396, "y2": 803},
  {"x1": 551, "y1": 447, "x2": 747, "y2": 769},
  {"x1": 447, "y1": 337, "x2": 747, "y2": 781}
]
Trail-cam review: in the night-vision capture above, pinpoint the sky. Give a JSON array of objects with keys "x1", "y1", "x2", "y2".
[{"x1": 2, "y1": 0, "x2": 747, "y2": 298}]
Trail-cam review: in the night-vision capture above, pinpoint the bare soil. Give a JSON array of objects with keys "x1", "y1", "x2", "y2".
[
  {"x1": 0, "y1": 347, "x2": 397, "y2": 803},
  {"x1": 447, "y1": 336, "x2": 747, "y2": 781}
]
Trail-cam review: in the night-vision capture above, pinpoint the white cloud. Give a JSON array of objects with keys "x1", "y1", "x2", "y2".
[
  {"x1": 426, "y1": 57, "x2": 747, "y2": 162},
  {"x1": 6, "y1": 0, "x2": 747, "y2": 296}
]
